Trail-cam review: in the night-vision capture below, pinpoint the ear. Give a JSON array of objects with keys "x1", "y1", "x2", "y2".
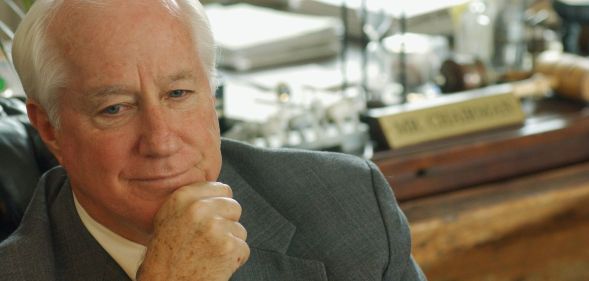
[{"x1": 26, "y1": 101, "x2": 64, "y2": 163}]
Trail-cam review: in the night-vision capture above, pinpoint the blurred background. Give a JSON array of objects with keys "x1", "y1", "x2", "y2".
[{"x1": 2, "y1": 0, "x2": 589, "y2": 280}]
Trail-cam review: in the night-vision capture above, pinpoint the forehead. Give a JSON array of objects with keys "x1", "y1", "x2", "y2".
[{"x1": 48, "y1": 0, "x2": 202, "y2": 86}]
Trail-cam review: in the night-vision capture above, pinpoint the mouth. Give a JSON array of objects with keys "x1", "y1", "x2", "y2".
[
  {"x1": 133, "y1": 169, "x2": 188, "y2": 181},
  {"x1": 127, "y1": 168, "x2": 194, "y2": 190}
]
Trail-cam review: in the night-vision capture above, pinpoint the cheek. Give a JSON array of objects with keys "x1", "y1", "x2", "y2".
[
  {"x1": 184, "y1": 101, "x2": 222, "y2": 179},
  {"x1": 184, "y1": 97, "x2": 220, "y2": 141},
  {"x1": 58, "y1": 127, "x2": 133, "y2": 181}
]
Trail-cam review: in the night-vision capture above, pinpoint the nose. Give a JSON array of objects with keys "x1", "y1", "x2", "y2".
[{"x1": 138, "y1": 104, "x2": 181, "y2": 158}]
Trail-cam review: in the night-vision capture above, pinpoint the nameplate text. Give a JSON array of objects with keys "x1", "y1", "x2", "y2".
[{"x1": 374, "y1": 89, "x2": 525, "y2": 148}]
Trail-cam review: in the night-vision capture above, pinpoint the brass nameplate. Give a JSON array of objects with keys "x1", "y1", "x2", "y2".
[{"x1": 372, "y1": 86, "x2": 525, "y2": 148}]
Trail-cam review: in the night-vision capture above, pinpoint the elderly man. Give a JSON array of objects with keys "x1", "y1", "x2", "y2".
[{"x1": 0, "y1": 0, "x2": 426, "y2": 280}]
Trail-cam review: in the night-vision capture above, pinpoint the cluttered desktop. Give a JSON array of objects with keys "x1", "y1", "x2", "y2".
[
  {"x1": 205, "y1": 1, "x2": 589, "y2": 279},
  {"x1": 2, "y1": 0, "x2": 589, "y2": 280},
  {"x1": 197, "y1": 0, "x2": 576, "y2": 155}
]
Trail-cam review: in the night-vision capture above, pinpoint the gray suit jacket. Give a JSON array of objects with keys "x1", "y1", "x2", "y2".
[{"x1": 0, "y1": 139, "x2": 426, "y2": 280}]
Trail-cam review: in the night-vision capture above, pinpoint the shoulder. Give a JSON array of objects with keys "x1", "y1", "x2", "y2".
[
  {"x1": 221, "y1": 138, "x2": 372, "y2": 178},
  {"x1": 0, "y1": 231, "x2": 52, "y2": 279},
  {"x1": 0, "y1": 168, "x2": 66, "y2": 280},
  {"x1": 221, "y1": 138, "x2": 384, "y2": 212},
  {"x1": 221, "y1": 138, "x2": 379, "y2": 206},
  {"x1": 221, "y1": 139, "x2": 410, "y2": 279}
]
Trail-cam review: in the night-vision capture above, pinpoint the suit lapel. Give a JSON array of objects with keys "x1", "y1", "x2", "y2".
[
  {"x1": 48, "y1": 174, "x2": 130, "y2": 281},
  {"x1": 219, "y1": 160, "x2": 328, "y2": 281},
  {"x1": 219, "y1": 160, "x2": 295, "y2": 253}
]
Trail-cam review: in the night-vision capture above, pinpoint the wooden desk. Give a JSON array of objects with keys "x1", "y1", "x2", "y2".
[
  {"x1": 368, "y1": 98, "x2": 589, "y2": 280},
  {"x1": 401, "y1": 161, "x2": 589, "y2": 280}
]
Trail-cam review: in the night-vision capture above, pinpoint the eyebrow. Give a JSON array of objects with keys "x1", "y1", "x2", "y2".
[
  {"x1": 85, "y1": 85, "x2": 134, "y2": 106},
  {"x1": 85, "y1": 70, "x2": 199, "y2": 104},
  {"x1": 161, "y1": 70, "x2": 197, "y2": 85},
  {"x1": 79, "y1": 85, "x2": 133, "y2": 111},
  {"x1": 89, "y1": 85, "x2": 130, "y2": 98}
]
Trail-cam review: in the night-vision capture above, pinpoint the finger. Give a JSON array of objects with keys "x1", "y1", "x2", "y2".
[
  {"x1": 187, "y1": 197, "x2": 243, "y2": 222},
  {"x1": 177, "y1": 182, "x2": 233, "y2": 199},
  {"x1": 217, "y1": 220, "x2": 247, "y2": 241},
  {"x1": 230, "y1": 221, "x2": 247, "y2": 241},
  {"x1": 167, "y1": 182, "x2": 233, "y2": 209},
  {"x1": 234, "y1": 238, "x2": 250, "y2": 268},
  {"x1": 155, "y1": 183, "x2": 233, "y2": 224}
]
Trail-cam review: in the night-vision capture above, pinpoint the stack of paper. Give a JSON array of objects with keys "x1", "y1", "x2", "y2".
[
  {"x1": 288, "y1": 0, "x2": 469, "y2": 37},
  {"x1": 206, "y1": 4, "x2": 341, "y2": 71}
]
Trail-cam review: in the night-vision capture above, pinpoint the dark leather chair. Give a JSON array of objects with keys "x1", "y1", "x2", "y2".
[{"x1": 0, "y1": 97, "x2": 57, "y2": 241}]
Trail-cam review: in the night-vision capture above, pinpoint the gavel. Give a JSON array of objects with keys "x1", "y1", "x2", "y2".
[{"x1": 535, "y1": 51, "x2": 589, "y2": 102}]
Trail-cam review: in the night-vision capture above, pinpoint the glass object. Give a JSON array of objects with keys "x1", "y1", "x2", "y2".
[
  {"x1": 383, "y1": 33, "x2": 448, "y2": 99},
  {"x1": 493, "y1": 0, "x2": 527, "y2": 72},
  {"x1": 359, "y1": 0, "x2": 395, "y2": 107},
  {"x1": 454, "y1": 0, "x2": 496, "y2": 66}
]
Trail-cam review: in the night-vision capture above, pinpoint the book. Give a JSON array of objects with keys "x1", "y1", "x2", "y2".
[
  {"x1": 206, "y1": 3, "x2": 341, "y2": 70},
  {"x1": 288, "y1": 0, "x2": 469, "y2": 37}
]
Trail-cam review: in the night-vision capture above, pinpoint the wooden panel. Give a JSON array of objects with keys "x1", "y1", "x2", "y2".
[
  {"x1": 401, "y1": 162, "x2": 589, "y2": 281},
  {"x1": 372, "y1": 99, "x2": 589, "y2": 201}
]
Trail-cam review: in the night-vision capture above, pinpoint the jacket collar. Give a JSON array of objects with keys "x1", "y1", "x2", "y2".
[
  {"x1": 218, "y1": 159, "x2": 328, "y2": 281},
  {"x1": 218, "y1": 159, "x2": 295, "y2": 254},
  {"x1": 47, "y1": 170, "x2": 130, "y2": 280}
]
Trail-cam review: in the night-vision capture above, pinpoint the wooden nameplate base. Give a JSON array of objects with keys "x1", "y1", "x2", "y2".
[
  {"x1": 365, "y1": 85, "x2": 526, "y2": 149},
  {"x1": 371, "y1": 97, "x2": 589, "y2": 201}
]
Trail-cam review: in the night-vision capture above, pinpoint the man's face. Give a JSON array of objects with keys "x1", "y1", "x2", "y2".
[{"x1": 46, "y1": 2, "x2": 221, "y2": 242}]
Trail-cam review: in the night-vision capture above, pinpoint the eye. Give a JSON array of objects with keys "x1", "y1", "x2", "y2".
[
  {"x1": 169, "y1": 89, "x2": 189, "y2": 98},
  {"x1": 101, "y1": 104, "x2": 123, "y2": 115}
]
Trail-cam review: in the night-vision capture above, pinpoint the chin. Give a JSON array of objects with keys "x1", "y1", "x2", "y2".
[{"x1": 125, "y1": 200, "x2": 165, "y2": 236}]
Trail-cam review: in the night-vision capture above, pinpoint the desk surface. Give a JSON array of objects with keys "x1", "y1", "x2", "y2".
[
  {"x1": 367, "y1": 97, "x2": 589, "y2": 280},
  {"x1": 401, "y1": 160, "x2": 589, "y2": 281}
]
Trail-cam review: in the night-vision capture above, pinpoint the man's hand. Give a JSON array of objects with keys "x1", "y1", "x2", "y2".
[{"x1": 137, "y1": 182, "x2": 249, "y2": 281}]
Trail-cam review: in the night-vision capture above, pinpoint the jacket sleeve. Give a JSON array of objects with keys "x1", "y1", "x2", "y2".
[{"x1": 365, "y1": 160, "x2": 428, "y2": 281}]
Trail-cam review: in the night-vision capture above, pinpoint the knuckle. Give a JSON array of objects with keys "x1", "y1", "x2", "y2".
[
  {"x1": 220, "y1": 238, "x2": 237, "y2": 254},
  {"x1": 231, "y1": 200, "x2": 243, "y2": 220},
  {"x1": 187, "y1": 200, "x2": 204, "y2": 215},
  {"x1": 243, "y1": 243, "x2": 251, "y2": 259},
  {"x1": 236, "y1": 241, "x2": 251, "y2": 266},
  {"x1": 187, "y1": 200, "x2": 212, "y2": 221},
  {"x1": 232, "y1": 221, "x2": 246, "y2": 235},
  {"x1": 218, "y1": 183, "x2": 233, "y2": 198},
  {"x1": 171, "y1": 185, "x2": 192, "y2": 199},
  {"x1": 207, "y1": 217, "x2": 225, "y2": 233},
  {"x1": 229, "y1": 198, "x2": 241, "y2": 209},
  {"x1": 224, "y1": 198, "x2": 241, "y2": 214},
  {"x1": 226, "y1": 198, "x2": 242, "y2": 210},
  {"x1": 208, "y1": 234, "x2": 237, "y2": 257},
  {"x1": 238, "y1": 223, "x2": 248, "y2": 239}
]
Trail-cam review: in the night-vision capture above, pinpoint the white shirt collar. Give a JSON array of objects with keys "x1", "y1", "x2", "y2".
[{"x1": 73, "y1": 194, "x2": 147, "y2": 281}]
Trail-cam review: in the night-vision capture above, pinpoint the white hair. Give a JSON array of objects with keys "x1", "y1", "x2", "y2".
[{"x1": 11, "y1": 0, "x2": 217, "y2": 127}]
